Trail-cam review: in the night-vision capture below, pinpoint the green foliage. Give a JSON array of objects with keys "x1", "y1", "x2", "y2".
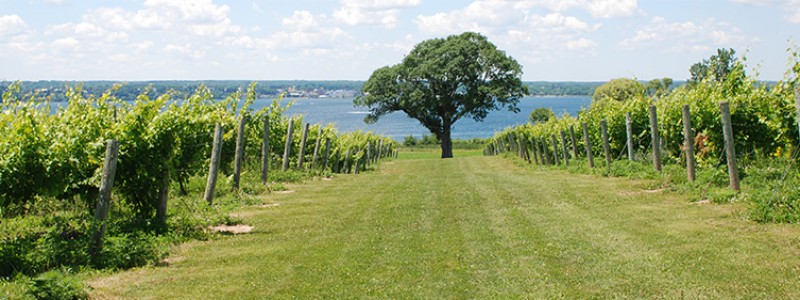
[
  {"x1": 689, "y1": 48, "x2": 737, "y2": 85},
  {"x1": 607, "y1": 160, "x2": 657, "y2": 179},
  {"x1": 29, "y1": 269, "x2": 88, "y2": 300},
  {"x1": 488, "y1": 47, "x2": 800, "y2": 223},
  {"x1": 591, "y1": 78, "x2": 645, "y2": 102},
  {"x1": 356, "y1": 32, "x2": 528, "y2": 158},
  {"x1": 403, "y1": 135, "x2": 417, "y2": 146},
  {"x1": 99, "y1": 233, "x2": 169, "y2": 270},
  {"x1": 0, "y1": 80, "x2": 365, "y2": 102},
  {"x1": 529, "y1": 107, "x2": 555, "y2": 124},
  {"x1": 645, "y1": 78, "x2": 673, "y2": 97},
  {"x1": 0, "y1": 84, "x2": 51, "y2": 214},
  {"x1": 525, "y1": 81, "x2": 602, "y2": 96},
  {"x1": 1, "y1": 80, "x2": 396, "y2": 290}
]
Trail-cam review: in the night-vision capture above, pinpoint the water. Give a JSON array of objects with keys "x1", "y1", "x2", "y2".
[
  {"x1": 44, "y1": 96, "x2": 591, "y2": 141},
  {"x1": 260, "y1": 96, "x2": 591, "y2": 140}
]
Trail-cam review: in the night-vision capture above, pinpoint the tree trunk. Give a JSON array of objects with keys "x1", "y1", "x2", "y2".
[{"x1": 440, "y1": 123, "x2": 453, "y2": 158}]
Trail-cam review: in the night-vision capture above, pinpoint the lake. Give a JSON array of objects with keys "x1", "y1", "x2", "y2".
[
  {"x1": 263, "y1": 96, "x2": 591, "y2": 140},
  {"x1": 46, "y1": 96, "x2": 592, "y2": 141}
]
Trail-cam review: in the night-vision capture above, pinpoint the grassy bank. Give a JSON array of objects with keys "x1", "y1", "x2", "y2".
[{"x1": 89, "y1": 151, "x2": 800, "y2": 299}]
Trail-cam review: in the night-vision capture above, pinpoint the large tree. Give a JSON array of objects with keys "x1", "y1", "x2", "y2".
[
  {"x1": 355, "y1": 32, "x2": 528, "y2": 158},
  {"x1": 688, "y1": 48, "x2": 737, "y2": 86},
  {"x1": 591, "y1": 78, "x2": 645, "y2": 102}
]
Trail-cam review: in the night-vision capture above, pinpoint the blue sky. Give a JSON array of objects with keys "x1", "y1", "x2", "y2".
[{"x1": 1, "y1": 0, "x2": 798, "y2": 81}]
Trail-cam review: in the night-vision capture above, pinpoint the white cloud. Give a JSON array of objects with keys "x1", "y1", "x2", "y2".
[
  {"x1": 268, "y1": 27, "x2": 349, "y2": 50},
  {"x1": 620, "y1": 17, "x2": 753, "y2": 52},
  {"x1": 283, "y1": 11, "x2": 318, "y2": 30},
  {"x1": 334, "y1": 0, "x2": 421, "y2": 28},
  {"x1": 0, "y1": 15, "x2": 28, "y2": 36},
  {"x1": 529, "y1": 13, "x2": 596, "y2": 32},
  {"x1": 7, "y1": 34, "x2": 40, "y2": 52},
  {"x1": 51, "y1": 37, "x2": 79, "y2": 49},
  {"x1": 163, "y1": 43, "x2": 205, "y2": 59},
  {"x1": 730, "y1": 0, "x2": 800, "y2": 23},
  {"x1": 251, "y1": 2, "x2": 263, "y2": 13},
  {"x1": 80, "y1": 1, "x2": 239, "y2": 36},
  {"x1": 144, "y1": 0, "x2": 228, "y2": 23},
  {"x1": 788, "y1": 0, "x2": 800, "y2": 23},
  {"x1": 730, "y1": 0, "x2": 772, "y2": 5},
  {"x1": 448, "y1": 0, "x2": 639, "y2": 19},
  {"x1": 565, "y1": 37, "x2": 597, "y2": 50},
  {"x1": 414, "y1": 1, "x2": 603, "y2": 65},
  {"x1": 135, "y1": 41, "x2": 154, "y2": 51},
  {"x1": 415, "y1": 1, "x2": 605, "y2": 36},
  {"x1": 584, "y1": 0, "x2": 638, "y2": 19}
]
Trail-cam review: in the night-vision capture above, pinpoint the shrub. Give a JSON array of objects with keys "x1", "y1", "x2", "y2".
[
  {"x1": 100, "y1": 233, "x2": 169, "y2": 270},
  {"x1": 29, "y1": 269, "x2": 88, "y2": 300}
]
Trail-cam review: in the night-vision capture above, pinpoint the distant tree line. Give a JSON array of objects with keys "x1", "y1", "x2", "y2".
[
  {"x1": 525, "y1": 81, "x2": 604, "y2": 96},
  {"x1": 0, "y1": 80, "x2": 365, "y2": 102},
  {"x1": 12, "y1": 79, "x2": 769, "y2": 103}
]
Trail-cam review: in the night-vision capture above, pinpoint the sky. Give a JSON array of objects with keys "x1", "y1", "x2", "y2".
[{"x1": 1, "y1": 0, "x2": 799, "y2": 82}]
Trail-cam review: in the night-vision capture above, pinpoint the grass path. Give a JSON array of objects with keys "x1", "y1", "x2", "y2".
[{"x1": 91, "y1": 154, "x2": 800, "y2": 299}]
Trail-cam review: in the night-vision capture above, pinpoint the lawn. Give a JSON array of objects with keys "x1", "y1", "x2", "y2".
[{"x1": 89, "y1": 152, "x2": 800, "y2": 299}]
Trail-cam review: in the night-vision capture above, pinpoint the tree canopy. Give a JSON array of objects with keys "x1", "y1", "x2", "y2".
[
  {"x1": 355, "y1": 32, "x2": 528, "y2": 158},
  {"x1": 645, "y1": 78, "x2": 673, "y2": 98},
  {"x1": 529, "y1": 107, "x2": 555, "y2": 124},
  {"x1": 591, "y1": 78, "x2": 645, "y2": 102},
  {"x1": 689, "y1": 48, "x2": 738, "y2": 85}
]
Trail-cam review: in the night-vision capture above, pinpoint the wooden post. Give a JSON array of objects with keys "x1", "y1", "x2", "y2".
[
  {"x1": 261, "y1": 114, "x2": 270, "y2": 184},
  {"x1": 332, "y1": 149, "x2": 340, "y2": 173},
  {"x1": 531, "y1": 138, "x2": 540, "y2": 165},
  {"x1": 282, "y1": 118, "x2": 294, "y2": 171},
  {"x1": 204, "y1": 124, "x2": 223, "y2": 205},
  {"x1": 322, "y1": 137, "x2": 331, "y2": 171},
  {"x1": 522, "y1": 136, "x2": 528, "y2": 161},
  {"x1": 626, "y1": 112, "x2": 634, "y2": 161},
  {"x1": 649, "y1": 105, "x2": 662, "y2": 172},
  {"x1": 720, "y1": 102, "x2": 740, "y2": 190},
  {"x1": 232, "y1": 116, "x2": 246, "y2": 191},
  {"x1": 582, "y1": 122, "x2": 594, "y2": 168},
  {"x1": 517, "y1": 135, "x2": 525, "y2": 159},
  {"x1": 91, "y1": 139, "x2": 120, "y2": 263},
  {"x1": 297, "y1": 123, "x2": 310, "y2": 169},
  {"x1": 601, "y1": 119, "x2": 611, "y2": 167},
  {"x1": 156, "y1": 138, "x2": 172, "y2": 227},
  {"x1": 311, "y1": 127, "x2": 322, "y2": 169},
  {"x1": 366, "y1": 143, "x2": 372, "y2": 168},
  {"x1": 344, "y1": 149, "x2": 352, "y2": 174},
  {"x1": 378, "y1": 140, "x2": 384, "y2": 162},
  {"x1": 682, "y1": 105, "x2": 696, "y2": 182},
  {"x1": 507, "y1": 134, "x2": 515, "y2": 153},
  {"x1": 560, "y1": 130, "x2": 569, "y2": 166},
  {"x1": 540, "y1": 137, "x2": 550, "y2": 165},
  {"x1": 354, "y1": 150, "x2": 361, "y2": 174},
  {"x1": 569, "y1": 125, "x2": 579, "y2": 159},
  {"x1": 551, "y1": 134, "x2": 560, "y2": 166},
  {"x1": 795, "y1": 88, "x2": 800, "y2": 142}
]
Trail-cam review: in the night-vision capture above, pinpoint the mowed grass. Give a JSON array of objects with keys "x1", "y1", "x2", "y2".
[{"x1": 90, "y1": 152, "x2": 800, "y2": 299}]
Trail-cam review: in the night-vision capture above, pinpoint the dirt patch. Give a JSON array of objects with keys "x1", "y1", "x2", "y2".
[
  {"x1": 274, "y1": 190, "x2": 295, "y2": 194},
  {"x1": 162, "y1": 255, "x2": 186, "y2": 265},
  {"x1": 618, "y1": 188, "x2": 664, "y2": 197},
  {"x1": 256, "y1": 203, "x2": 280, "y2": 208},
  {"x1": 695, "y1": 199, "x2": 712, "y2": 205},
  {"x1": 209, "y1": 224, "x2": 253, "y2": 234},
  {"x1": 322, "y1": 177, "x2": 333, "y2": 181}
]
